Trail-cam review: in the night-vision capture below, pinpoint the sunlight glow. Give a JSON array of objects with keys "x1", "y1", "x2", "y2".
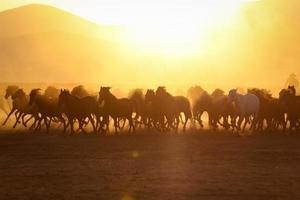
[{"x1": 120, "y1": 0, "x2": 248, "y2": 57}]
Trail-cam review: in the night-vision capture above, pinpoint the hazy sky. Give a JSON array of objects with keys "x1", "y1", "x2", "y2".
[{"x1": 0, "y1": 0, "x2": 256, "y2": 24}]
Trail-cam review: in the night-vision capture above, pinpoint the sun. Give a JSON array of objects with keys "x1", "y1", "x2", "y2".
[{"x1": 121, "y1": 0, "x2": 248, "y2": 58}]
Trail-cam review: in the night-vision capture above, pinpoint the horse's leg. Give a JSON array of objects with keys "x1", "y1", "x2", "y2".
[
  {"x1": 13, "y1": 112, "x2": 23, "y2": 128},
  {"x1": 113, "y1": 117, "x2": 119, "y2": 134},
  {"x1": 46, "y1": 117, "x2": 52, "y2": 133},
  {"x1": 242, "y1": 118, "x2": 247, "y2": 133},
  {"x1": 88, "y1": 115, "x2": 97, "y2": 134},
  {"x1": 58, "y1": 115, "x2": 66, "y2": 133},
  {"x1": 129, "y1": 115, "x2": 135, "y2": 133},
  {"x1": 23, "y1": 114, "x2": 32, "y2": 127},
  {"x1": 14, "y1": 111, "x2": 20, "y2": 124},
  {"x1": 69, "y1": 117, "x2": 75, "y2": 135},
  {"x1": 2, "y1": 108, "x2": 16, "y2": 126},
  {"x1": 29, "y1": 115, "x2": 38, "y2": 130},
  {"x1": 175, "y1": 115, "x2": 180, "y2": 133},
  {"x1": 183, "y1": 113, "x2": 189, "y2": 132},
  {"x1": 237, "y1": 115, "x2": 244, "y2": 131}
]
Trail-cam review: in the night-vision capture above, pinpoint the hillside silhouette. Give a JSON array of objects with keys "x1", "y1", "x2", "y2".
[{"x1": 0, "y1": 4, "x2": 123, "y2": 83}]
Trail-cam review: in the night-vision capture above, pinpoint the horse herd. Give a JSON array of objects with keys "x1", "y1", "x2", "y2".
[{"x1": 1, "y1": 84, "x2": 300, "y2": 135}]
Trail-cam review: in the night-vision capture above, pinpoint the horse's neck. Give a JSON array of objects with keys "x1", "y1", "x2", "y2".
[
  {"x1": 234, "y1": 94, "x2": 246, "y2": 109},
  {"x1": 104, "y1": 92, "x2": 118, "y2": 106}
]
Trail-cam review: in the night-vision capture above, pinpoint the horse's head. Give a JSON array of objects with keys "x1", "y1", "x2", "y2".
[
  {"x1": 279, "y1": 88, "x2": 293, "y2": 104},
  {"x1": 145, "y1": 89, "x2": 155, "y2": 103},
  {"x1": 228, "y1": 89, "x2": 238, "y2": 103},
  {"x1": 211, "y1": 89, "x2": 225, "y2": 98},
  {"x1": 288, "y1": 85, "x2": 296, "y2": 96},
  {"x1": 155, "y1": 86, "x2": 167, "y2": 97},
  {"x1": 71, "y1": 85, "x2": 89, "y2": 98},
  {"x1": 11, "y1": 89, "x2": 26, "y2": 100},
  {"x1": 129, "y1": 89, "x2": 144, "y2": 102},
  {"x1": 5, "y1": 85, "x2": 19, "y2": 99},
  {"x1": 29, "y1": 89, "x2": 42, "y2": 105},
  {"x1": 58, "y1": 89, "x2": 70, "y2": 108},
  {"x1": 98, "y1": 87, "x2": 111, "y2": 104}
]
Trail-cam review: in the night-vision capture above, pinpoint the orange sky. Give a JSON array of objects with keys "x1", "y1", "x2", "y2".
[{"x1": 0, "y1": 0, "x2": 299, "y2": 94}]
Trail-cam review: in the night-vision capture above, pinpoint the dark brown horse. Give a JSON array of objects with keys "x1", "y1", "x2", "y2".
[
  {"x1": 58, "y1": 89, "x2": 98, "y2": 134},
  {"x1": 98, "y1": 87, "x2": 135, "y2": 134},
  {"x1": 3, "y1": 88, "x2": 39, "y2": 129},
  {"x1": 129, "y1": 89, "x2": 146, "y2": 128},
  {"x1": 145, "y1": 89, "x2": 165, "y2": 131},
  {"x1": 29, "y1": 89, "x2": 66, "y2": 133},
  {"x1": 279, "y1": 87, "x2": 300, "y2": 131},
  {"x1": 156, "y1": 87, "x2": 192, "y2": 132},
  {"x1": 248, "y1": 88, "x2": 286, "y2": 132}
]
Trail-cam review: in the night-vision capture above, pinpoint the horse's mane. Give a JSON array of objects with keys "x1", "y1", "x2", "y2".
[
  {"x1": 248, "y1": 88, "x2": 273, "y2": 100},
  {"x1": 156, "y1": 86, "x2": 173, "y2": 98},
  {"x1": 71, "y1": 85, "x2": 90, "y2": 98},
  {"x1": 12, "y1": 89, "x2": 26, "y2": 99},
  {"x1": 128, "y1": 89, "x2": 144, "y2": 101},
  {"x1": 211, "y1": 89, "x2": 225, "y2": 97},
  {"x1": 44, "y1": 86, "x2": 60, "y2": 99}
]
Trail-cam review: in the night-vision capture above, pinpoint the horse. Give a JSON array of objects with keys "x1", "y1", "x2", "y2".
[
  {"x1": 129, "y1": 89, "x2": 146, "y2": 128},
  {"x1": 29, "y1": 89, "x2": 66, "y2": 133},
  {"x1": 3, "y1": 88, "x2": 38, "y2": 128},
  {"x1": 58, "y1": 89, "x2": 98, "y2": 134},
  {"x1": 193, "y1": 91, "x2": 212, "y2": 128},
  {"x1": 71, "y1": 85, "x2": 91, "y2": 98},
  {"x1": 155, "y1": 87, "x2": 192, "y2": 132},
  {"x1": 193, "y1": 89, "x2": 234, "y2": 130},
  {"x1": 210, "y1": 89, "x2": 235, "y2": 130},
  {"x1": 44, "y1": 86, "x2": 60, "y2": 101},
  {"x1": 2, "y1": 85, "x2": 20, "y2": 124},
  {"x1": 228, "y1": 89, "x2": 260, "y2": 132},
  {"x1": 98, "y1": 87, "x2": 135, "y2": 134},
  {"x1": 279, "y1": 87, "x2": 300, "y2": 131},
  {"x1": 248, "y1": 88, "x2": 286, "y2": 132},
  {"x1": 145, "y1": 89, "x2": 168, "y2": 131}
]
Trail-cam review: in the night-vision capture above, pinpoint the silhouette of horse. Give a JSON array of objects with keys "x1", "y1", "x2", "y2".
[
  {"x1": 3, "y1": 88, "x2": 38, "y2": 128},
  {"x1": 44, "y1": 86, "x2": 60, "y2": 100},
  {"x1": 210, "y1": 89, "x2": 235, "y2": 130},
  {"x1": 129, "y1": 89, "x2": 146, "y2": 127},
  {"x1": 3, "y1": 86, "x2": 20, "y2": 122},
  {"x1": 279, "y1": 87, "x2": 300, "y2": 131},
  {"x1": 29, "y1": 89, "x2": 66, "y2": 133},
  {"x1": 155, "y1": 87, "x2": 192, "y2": 132},
  {"x1": 71, "y1": 85, "x2": 90, "y2": 98},
  {"x1": 228, "y1": 89, "x2": 260, "y2": 132},
  {"x1": 248, "y1": 88, "x2": 286, "y2": 132},
  {"x1": 144, "y1": 89, "x2": 166, "y2": 131},
  {"x1": 58, "y1": 89, "x2": 98, "y2": 134},
  {"x1": 193, "y1": 89, "x2": 234, "y2": 130},
  {"x1": 193, "y1": 91, "x2": 212, "y2": 128},
  {"x1": 98, "y1": 87, "x2": 135, "y2": 134}
]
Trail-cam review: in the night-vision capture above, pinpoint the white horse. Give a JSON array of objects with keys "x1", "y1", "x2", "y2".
[{"x1": 228, "y1": 89, "x2": 260, "y2": 132}]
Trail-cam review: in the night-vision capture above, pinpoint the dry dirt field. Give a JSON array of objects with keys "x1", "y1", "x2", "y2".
[{"x1": 0, "y1": 130, "x2": 300, "y2": 200}]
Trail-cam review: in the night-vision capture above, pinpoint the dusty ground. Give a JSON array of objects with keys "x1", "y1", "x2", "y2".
[{"x1": 0, "y1": 130, "x2": 300, "y2": 200}]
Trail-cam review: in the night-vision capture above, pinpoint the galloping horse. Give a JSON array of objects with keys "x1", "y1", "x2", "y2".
[
  {"x1": 29, "y1": 89, "x2": 66, "y2": 133},
  {"x1": 3, "y1": 86, "x2": 20, "y2": 124},
  {"x1": 193, "y1": 91, "x2": 212, "y2": 128},
  {"x1": 228, "y1": 89, "x2": 260, "y2": 132},
  {"x1": 156, "y1": 87, "x2": 192, "y2": 131},
  {"x1": 145, "y1": 89, "x2": 165, "y2": 131},
  {"x1": 3, "y1": 88, "x2": 38, "y2": 128},
  {"x1": 279, "y1": 87, "x2": 300, "y2": 131},
  {"x1": 248, "y1": 88, "x2": 286, "y2": 132},
  {"x1": 58, "y1": 89, "x2": 98, "y2": 134},
  {"x1": 98, "y1": 87, "x2": 135, "y2": 134},
  {"x1": 129, "y1": 89, "x2": 146, "y2": 127}
]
